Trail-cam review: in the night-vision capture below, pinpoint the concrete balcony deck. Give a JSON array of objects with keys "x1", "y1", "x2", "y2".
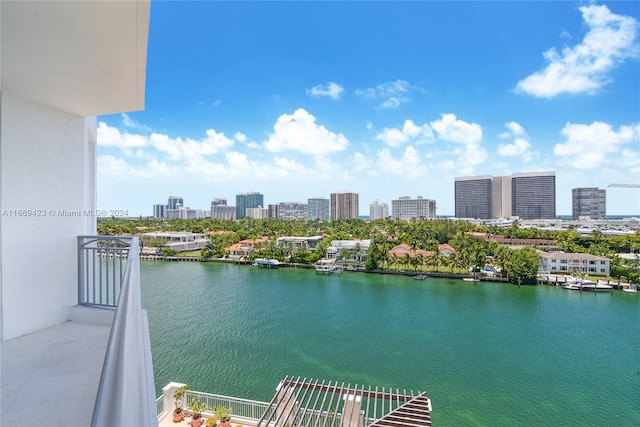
[{"x1": 1, "y1": 321, "x2": 110, "y2": 426}]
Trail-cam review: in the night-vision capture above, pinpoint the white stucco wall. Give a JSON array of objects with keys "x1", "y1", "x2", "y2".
[{"x1": 0, "y1": 93, "x2": 97, "y2": 340}]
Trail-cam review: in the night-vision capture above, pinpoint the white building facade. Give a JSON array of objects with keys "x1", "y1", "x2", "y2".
[
  {"x1": 392, "y1": 196, "x2": 436, "y2": 220},
  {"x1": 370, "y1": 200, "x2": 389, "y2": 220},
  {"x1": 538, "y1": 251, "x2": 611, "y2": 276},
  {"x1": 1, "y1": 0, "x2": 150, "y2": 341}
]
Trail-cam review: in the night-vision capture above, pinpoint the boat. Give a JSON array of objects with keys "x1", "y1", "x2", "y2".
[
  {"x1": 562, "y1": 279, "x2": 612, "y2": 292},
  {"x1": 414, "y1": 274, "x2": 428, "y2": 281},
  {"x1": 622, "y1": 283, "x2": 638, "y2": 293},
  {"x1": 252, "y1": 258, "x2": 281, "y2": 268},
  {"x1": 315, "y1": 264, "x2": 343, "y2": 274},
  {"x1": 462, "y1": 277, "x2": 480, "y2": 283}
]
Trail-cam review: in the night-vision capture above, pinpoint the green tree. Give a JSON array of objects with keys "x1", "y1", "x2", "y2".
[{"x1": 503, "y1": 247, "x2": 540, "y2": 285}]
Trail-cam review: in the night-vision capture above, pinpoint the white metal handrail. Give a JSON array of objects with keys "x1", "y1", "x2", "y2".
[
  {"x1": 185, "y1": 390, "x2": 272, "y2": 421},
  {"x1": 91, "y1": 237, "x2": 157, "y2": 426},
  {"x1": 78, "y1": 235, "x2": 134, "y2": 307}
]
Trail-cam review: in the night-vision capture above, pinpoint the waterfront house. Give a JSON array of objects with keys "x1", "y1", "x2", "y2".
[
  {"x1": 537, "y1": 251, "x2": 611, "y2": 276},
  {"x1": 276, "y1": 235, "x2": 324, "y2": 250},
  {"x1": 388, "y1": 243, "x2": 456, "y2": 258},
  {"x1": 326, "y1": 239, "x2": 372, "y2": 262},
  {"x1": 143, "y1": 231, "x2": 209, "y2": 252},
  {"x1": 226, "y1": 237, "x2": 269, "y2": 258},
  {"x1": 1, "y1": 1, "x2": 155, "y2": 426}
]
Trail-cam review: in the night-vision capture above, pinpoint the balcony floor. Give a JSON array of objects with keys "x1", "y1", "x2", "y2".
[{"x1": 1, "y1": 321, "x2": 110, "y2": 427}]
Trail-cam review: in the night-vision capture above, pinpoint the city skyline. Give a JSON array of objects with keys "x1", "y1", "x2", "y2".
[{"x1": 97, "y1": 2, "x2": 639, "y2": 216}]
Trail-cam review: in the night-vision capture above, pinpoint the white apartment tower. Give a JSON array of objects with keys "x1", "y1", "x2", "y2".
[
  {"x1": 369, "y1": 200, "x2": 389, "y2": 220},
  {"x1": 392, "y1": 196, "x2": 437, "y2": 220}
]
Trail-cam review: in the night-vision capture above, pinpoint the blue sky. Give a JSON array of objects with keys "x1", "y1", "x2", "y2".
[{"x1": 98, "y1": 1, "x2": 640, "y2": 217}]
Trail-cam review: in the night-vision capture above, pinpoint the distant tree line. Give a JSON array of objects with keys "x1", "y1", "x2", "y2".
[{"x1": 98, "y1": 217, "x2": 640, "y2": 284}]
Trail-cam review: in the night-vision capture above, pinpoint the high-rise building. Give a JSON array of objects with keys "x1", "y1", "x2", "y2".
[
  {"x1": 511, "y1": 171, "x2": 555, "y2": 219},
  {"x1": 278, "y1": 202, "x2": 308, "y2": 220},
  {"x1": 456, "y1": 172, "x2": 556, "y2": 220},
  {"x1": 153, "y1": 203, "x2": 166, "y2": 218},
  {"x1": 236, "y1": 192, "x2": 264, "y2": 219},
  {"x1": 330, "y1": 191, "x2": 359, "y2": 219},
  {"x1": 268, "y1": 204, "x2": 280, "y2": 219},
  {"x1": 455, "y1": 176, "x2": 492, "y2": 219},
  {"x1": 491, "y1": 176, "x2": 512, "y2": 218},
  {"x1": 246, "y1": 206, "x2": 268, "y2": 219},
  {"x1": 167, "y1": 196, "x2": 183, "y2": 210},
  {"x1": 369, "y1": 200, "x2": 389, "y2": 220},
  {"x1": 308, "y1": 197, "x2": 330, "y2": 220},
  {"x1": 211, "y1": 198, "x2": 226, "y2": 206},
  {"x1": 211, "y1": 205, "x2": 236, "y2": 220},
  {"x1": 391, "y1": 196, "x2": 436, "y2": 220},
  {"x1": 572, "y1": 187, "x2": 606, "y2": 219}
]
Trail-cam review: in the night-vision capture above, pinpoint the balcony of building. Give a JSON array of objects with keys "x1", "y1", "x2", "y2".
[{"x1": 1, "y1": 236, "x2": 157, "y2": 427}]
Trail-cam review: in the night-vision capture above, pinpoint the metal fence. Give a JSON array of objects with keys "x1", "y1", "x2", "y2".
[
  {"x1": 185, "y1": 390, "x2": 272, "y2": 421},
  {"x1": 157, "y1": 395, "x2": 165, "y2": 419},
  {"x1": 78, "y1": 235, "x2": 134, "y2": 307}
]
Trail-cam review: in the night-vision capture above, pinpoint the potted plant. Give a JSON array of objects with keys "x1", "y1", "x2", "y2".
[
  {"x1": 188, "y1": 396, "x2": 209, "y2": 427},
  {"x1": 205, "y1": 417, "x2": 217, "y2": 426},
  {"x1": 173, "y1": 385, "x2": 189, "y2": 422},
  {"x1": 214, "y1": 406, "x2": 232, "y2": 427}
]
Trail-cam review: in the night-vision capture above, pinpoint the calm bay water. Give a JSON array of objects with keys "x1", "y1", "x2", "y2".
[{"x1": 141, "y1": 262, "x2": 640, "y2": 426}]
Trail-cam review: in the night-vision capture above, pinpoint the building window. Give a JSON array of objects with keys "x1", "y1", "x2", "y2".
[
  {"x1": 600, "y1": 269, "x2": 605, "y2": 273},
  {"x1": 560, "y1": 260, "x2": 567, "y2": 264},
  {"x1": 560, "y1": 266, "x2": 567, "y2": 271}
]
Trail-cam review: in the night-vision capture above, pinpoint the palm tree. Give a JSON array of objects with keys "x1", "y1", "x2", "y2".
[
  {"x1": 429, "y1": 251, "x2": 443, "y2": 272},
  {"x1": 449, "y1": 251, "x2": 465, "y2": 274}
]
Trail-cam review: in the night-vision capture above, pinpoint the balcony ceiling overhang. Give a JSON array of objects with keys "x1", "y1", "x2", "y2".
[{"x1": 1, "y1": 0, "x2": 150, "y2": 116}]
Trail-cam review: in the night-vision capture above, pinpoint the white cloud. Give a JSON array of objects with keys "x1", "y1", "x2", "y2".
[
  {"x1": 234, "y1": 132, "x2": 247, "y2": 143},
  {"x1": 429, "y1": 114, "x2": 485, "y2": 169},
  {"x1": 376, "y1": 146, "x2": 427, "y2": 178},
  {"x1": 98, "y1": 155, "x2": 162, "y2": 179},
  {"x1": 97, "y1": 122, "x2": 148, "y2": 148},
  {"x1": 264, "y1": 108, "x2": 349, "y2": 155},
  {"x1": 553, "y1": 121, "x2": 640, "y2": 169},
  {"x1": 356, "y1": 80, "x2": 415, "y2": 109},
  {"x1": 516, "y1": 4, "x2": 639, "y2": 97},
  {"x1": 148, "y1": 129, "x2": 235, "y2": 161},
  {"x1": 430, "y1": 114, "x2": 482, "y2": 144},
  {"x1": 497, "y1": 138, "x2": 533, "y2": 159},
  {"x1": 307, "y1": 82, "x2": 344, "y2": 100},
  {"x1": 499, "y1": 121, "x2": 526, "y2": 138},
  {"x1": 121, "y1": 113, "x2": 152, "y2": 132},
  {"x1": 620, "y1": 148, "x2": 640, "y2": 175},
  {"x1": 98, "y1": 122, "x2": 235, "y2": 160},
  {"x1": 375, "y1": 120, "x2": 434, "y2": 147},
  {"x1": 352, "y1": 152, "x2": 374, "y2": 172},
  {"x1": 497, "y1": 122, "x2": 536, "y2": 162}
]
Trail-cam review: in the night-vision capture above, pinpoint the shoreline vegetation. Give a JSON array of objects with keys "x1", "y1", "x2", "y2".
[{"x1": 98, "y1": 217, "x2": 640, "y2": 286}]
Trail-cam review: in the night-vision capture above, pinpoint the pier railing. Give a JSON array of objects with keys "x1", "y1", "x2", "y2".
[{"x1": 78, "y1": 235, "x2": 134, "y2": 307}]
